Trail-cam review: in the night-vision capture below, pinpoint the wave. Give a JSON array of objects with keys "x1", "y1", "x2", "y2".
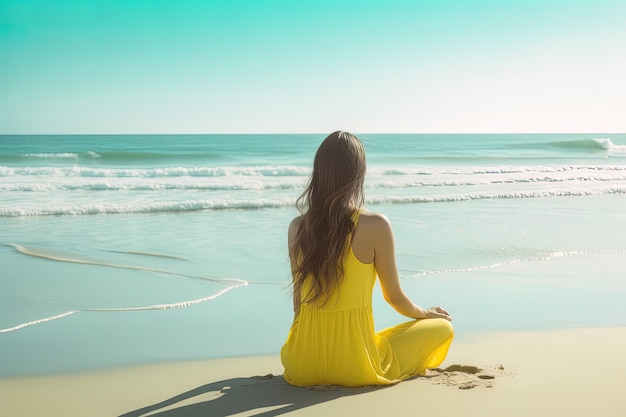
[
  {"x1": 3, "y1": 163, "x2": 626, "y2": 180},
  {"x1": 365, "y1": 188, "x2": 626, "y2": 205},
  {"x1": 0, "y1": 165, "x2": 312, "y2": 178},
  {"x1": 2, "y1": 150, "x2": 231, "y2": 163},
  {"x1": 369, "y1": 164, "x2": 626, "y2": 176},
  {"x1": 0, "y1": 179, "x2": 307, "y2": 192},
  {"x1": 24, "y1": 153, "x2": 78, "y2": 159},
  {"x1": 533, "y1": 138, "x2": 626, "y2": 153},
  {"x1": 3, "y1": 185, "x2": 626, "y2": 217},
  {"x1": 21, "y1": 151, "x2": 102, "y2": 159},
  {"x1": 4, "y1": 173, "x2": 626, "y2": 193},
  {"x1": 367, "y1": 173, "x2": 626, "y2": 189},
  {"x1": 0, "y1": 198, "x2": 294, "y2": 216},
  {"x1": 592, "y1": 138, "x2": 626, "y2": 152},
  {"x1": 2, "y1": 164, "x2": 626, "y2": 193}
]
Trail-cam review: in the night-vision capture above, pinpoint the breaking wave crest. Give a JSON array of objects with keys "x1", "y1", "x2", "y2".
[
  {"x1": 592, "y1": 138, "x2": 626, "y2": 152},
  {"x1": 0, "y1": 165, "x2": 311, "y2": 178},
  {"x1": 0, "y1": 198, "x2": 295, "y2": 216},
  {"x1": 2, "y1": 186, "x2": 626, "y2": 217}
]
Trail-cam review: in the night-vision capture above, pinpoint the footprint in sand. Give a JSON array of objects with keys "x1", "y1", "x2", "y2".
[{"x1": 425, "y1": 364, "x2": 512, "y2": 389}]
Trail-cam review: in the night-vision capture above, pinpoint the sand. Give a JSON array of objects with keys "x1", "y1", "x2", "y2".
[{"x1": 1, "y1": 327, "x2": 625, "y2": 417}]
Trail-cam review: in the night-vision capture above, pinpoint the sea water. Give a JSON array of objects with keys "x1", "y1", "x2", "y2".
[{"x1": 1, "y1": 134, "x2": 626, "y2": 377}]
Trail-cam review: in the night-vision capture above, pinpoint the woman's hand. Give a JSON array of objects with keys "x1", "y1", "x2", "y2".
[{"x1": 426, "y1": 306, "x2": 452, "y2": 321}]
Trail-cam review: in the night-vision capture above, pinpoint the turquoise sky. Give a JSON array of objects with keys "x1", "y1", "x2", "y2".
[{"x1": 1, "y1": 0, "x2": 625, "y2": 133}]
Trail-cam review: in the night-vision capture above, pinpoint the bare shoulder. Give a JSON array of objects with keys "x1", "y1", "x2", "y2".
[
  {"x1": 289, "y1": 215, "x2": 303, "y2": 229},
  {"x1": 352, "y1": 210, "x2": 394, "y2": 262},
  {"x1": 357, "y1": 210, "x2": 393, "y2": 235},
  {"x1": 359, "y1": 210, "x2": 391, "y2": 226},
  {"x1": 288, "y1": 215, "x2": 302, "y2": 240}
]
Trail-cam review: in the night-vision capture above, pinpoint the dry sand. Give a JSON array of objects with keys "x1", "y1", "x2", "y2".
[{"x1": 1, "y1": 327, "x2": 625, "y2": 417}]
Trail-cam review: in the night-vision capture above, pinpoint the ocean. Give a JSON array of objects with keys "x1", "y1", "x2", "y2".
[{"x1": 1, "y1": 133, "x2": 626, "y2": 377}]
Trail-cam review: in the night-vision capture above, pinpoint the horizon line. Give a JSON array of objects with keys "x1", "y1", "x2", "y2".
[{"x1": 1, "y1": 132, "x2": 624, "y2": 136}]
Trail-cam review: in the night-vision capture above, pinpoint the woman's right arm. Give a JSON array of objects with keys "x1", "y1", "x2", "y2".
[{"x1": 368, "y1": 213, "x2": 452, "y2": 321}]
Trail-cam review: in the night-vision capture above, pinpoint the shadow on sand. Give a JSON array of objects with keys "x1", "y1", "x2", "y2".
[{"x1": 119, "y1": 374, "x2": 381, "y2": 417}]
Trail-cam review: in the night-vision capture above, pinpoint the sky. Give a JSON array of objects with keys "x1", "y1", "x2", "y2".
[{"x1": 1, "y1": 0, "x2": 625, "y2": 134}]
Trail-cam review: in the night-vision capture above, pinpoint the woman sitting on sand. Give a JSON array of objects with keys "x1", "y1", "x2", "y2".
[{"x1": 281, "y1": 131, "x2": 454, "y2": 387}]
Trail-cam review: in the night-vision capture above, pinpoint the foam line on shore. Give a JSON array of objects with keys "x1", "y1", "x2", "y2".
[
  {"x1": 0, "y1": 311, "x2": 80, "y2": 333},
  {"x1": 105, "y1": 250, "x2": 191, "y2": 261},
  {"x1": 0, "y1": 243, "x2": 284, "y2": 334},
  {"x1": 5, "y1": 243, "x2": 247, "y2": 285},
  {"x1": 400, "y1": 248, "x2": 626, "y2": 279},
  {"x1": 0, "y1": 282, "x2": 248, "y2": 334}
]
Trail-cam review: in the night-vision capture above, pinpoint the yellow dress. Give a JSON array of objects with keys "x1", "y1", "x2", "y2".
[{"x1": 281, "y1": 211, "x2": 454, "y2": 387}]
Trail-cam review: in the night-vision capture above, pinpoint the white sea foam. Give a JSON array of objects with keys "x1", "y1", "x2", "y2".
[
  {"x1": 23, "y1": 153, "x2": 80, "y2": 159},
  {"x1": 0, "y1": 311, "x2": 80, "y2": 333},
  {"x1": 3, "y1": 164, "x2": 626, "y2": 179},
  {"x1": 0, "y1": 165, "x2": 312, "y2": 178},
  {"x1": 2, "y1": 164, "x2": 625, "y2": 194},
  {"x1": 0, "y1": 283, "x2": 248, "y2": 333},
  {"x1": 593, "y1": 138, "x2": 626, "y2": 152},
  {"x1": 368, "y1": 187, "x2": 626, "y2": 204},
  {"x1": 0, "y1": 198, "x2": 295, "y2": 216},
  {"x1": 2, "y1": 184, "x2": 626, "y2": 217},
  {"x1": 369, "y1": 164, "x2": 626, "y2": 177},
  {"x1": 84, "y1": 282, "x2": 247, "y2": 312},
  {"x1": 0, "y1": 178, "x2": 307, "y2": 192},
  {"x1": 400, "y1": 249, "x2": 626, "y2": 279},
  {"x1": 20, "y1": 151, "x2": 102, "y2": 159}
]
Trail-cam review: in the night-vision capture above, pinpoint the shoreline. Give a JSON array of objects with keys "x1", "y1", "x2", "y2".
[{"x1": 2, "y1": 326, "x2": 625, "y2": 416}]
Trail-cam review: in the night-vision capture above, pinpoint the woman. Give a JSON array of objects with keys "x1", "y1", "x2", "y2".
[{"x1": 281, "y1": 131, "x2": 454, "y2": 387}]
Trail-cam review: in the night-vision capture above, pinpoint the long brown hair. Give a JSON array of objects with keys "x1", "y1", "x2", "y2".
[{"x1": 291, "y1": 131, "x2": 366, "y2": 305}]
